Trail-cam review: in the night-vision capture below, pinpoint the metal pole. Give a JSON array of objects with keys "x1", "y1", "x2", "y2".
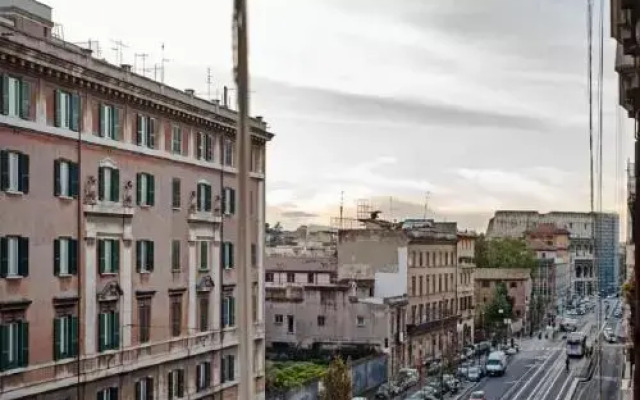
[
  {"x1": 633, "y1": 116, "x2": 640, "y2": 400},
  {"x1": 233, "y1": 0, "x2": 255, "y2": 398}
]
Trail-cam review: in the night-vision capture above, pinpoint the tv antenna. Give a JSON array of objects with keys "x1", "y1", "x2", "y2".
[
  {"x1": 423, "y1": 191, "x2": 431, "y2": 220},
  {"x1": 207, "y1": 67, "x2": 214, "y2": 100},
  {"x1": 160, "y1": 43, "x2": 171, "y2": 83},
  {"x1": 111, "y1": 39, "x2": 128, "y2": 65},
  {"x1": 134, "y1": 53, "x2": 149, "y2": 76}
]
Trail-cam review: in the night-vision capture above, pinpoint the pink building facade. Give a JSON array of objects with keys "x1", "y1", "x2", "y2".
[{"x1": 0, "y1": 2, "x2": 271, "y2": 399}]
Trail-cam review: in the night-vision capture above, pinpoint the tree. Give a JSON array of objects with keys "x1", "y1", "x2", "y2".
[
  {"x1": 483, "y1": 282, "x2": 513, "y2": 337},
  {"x1": 476, "y1": 235, "x2": 536, "y2": 272},
  {"x1": 321, "y1": 356, "x2": 352, "y2": 400}
]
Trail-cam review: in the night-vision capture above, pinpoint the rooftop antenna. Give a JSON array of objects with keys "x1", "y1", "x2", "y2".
[
  {"x1": 73, "y1": 39, "x2": 101, "y2": 57},
  {"x1": 389, "y1": 196, "x2": 393, "y2": 222},
  {"x1": 160, "y1": 43, "x2": 171, "y2": 83},
  {"x1": 134, "y1": 53, "x2": 149, "y2": 76},
  {"x1": 423, "y1": 191, "x2": 431, "y2": 220},
  {"x1": 339, "y1": 191, "x2": 344, "y2": 230},
  {"x1": 207, "y1": 67, "x2": 213, "y2": 100},
  {"x1": 110, "y1": 39, "x2": 128, "y2": 65}
]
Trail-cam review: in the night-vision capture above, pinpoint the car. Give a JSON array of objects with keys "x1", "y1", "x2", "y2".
[
  {"x1": 467, "y1": 366, "x2": 482, "y2": 382},
  {"x1": 505, "y1": 346, "x2": 517, "y2": 355},
  {"x1": 469, "y1": 391, "x2": 487, "y2": 400}
]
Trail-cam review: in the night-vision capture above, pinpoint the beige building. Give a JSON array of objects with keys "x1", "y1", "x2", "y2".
[{"x1": 457, "y1": 231, "x2": 477, "y2": 347}]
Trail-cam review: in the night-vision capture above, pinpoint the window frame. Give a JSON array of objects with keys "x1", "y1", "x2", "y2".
[{"x1": 171, "y1": 126, "x2": 182, "y2": 155}]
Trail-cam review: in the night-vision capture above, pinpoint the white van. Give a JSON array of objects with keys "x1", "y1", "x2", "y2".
[{"x1": 485, "y1": 351, "x2": 508, "y2": 377}]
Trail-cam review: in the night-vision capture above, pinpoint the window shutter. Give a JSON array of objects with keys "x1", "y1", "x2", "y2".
[
  {"x1": 98, "y1": 167, "x2": 105, "y2": 200},
  {"x1": 222, "y1": 298, "x2": 228, "y2": 327},
  {"x1": 229, "y1": 356, "x2": 235, "y2": 380},
  {"x1": 53, "y1": 159, "x2": 61, "y2": 196},
  {"x1": 53, "y1": 239, "x2": 60, "y2": 276},
  {"x1": 229, "y1": 243, "x2": 234, "y2": 269},
  {"x1": 70, "y1": 163, "x2": 79, "y2": 198},
  {"x1": 196, "y1": 184, "x2": 202, "y2": 211},
  {"x1": 136, "y1": 114, "x2": 143, "y2": 145},
  {"x1": 205, "y1": 134, "x2": 213, "y2": 161},
  {"x1": 0, "y1": 237, "x2": 8, "y2": 278},
  {"x1": 148, "y1": 175, "x2": 155, "y2": 206},
  {"x1": 230, "y1": 189, "x2": 236, "y2": 214},
  {"x1": 204, "y1": 185, "x2": 212, "y2": 212},
  {"x1": 19, "y1": 80, "x2": 31, "y2": 120},
  {"x1": 221, "y1": 188, "x2": 227, "y2": 214},
  {"x1": 172, "y1": 240, "x2": 180, "y2": 271},
  {"x1": 200, "y1": 242, "x2": 207, "y2": 270},
  {"x1": 148, "y1": 118, "x2": 156, "y2": 149},
  {"x1": 229, "y1": 297, "x2": 235, "y2": 326},
  {"x1": 172, "y1": 178, "x2": 180, "y2": 208},
  {"x1": 146, "y1": 378, "x2": 154, "y2": 400},
  {"x1": 147, "y1": 241, "x2": 154, "y2": 272},
  {"x1": 167, "y1": 372, "x2": 174, "y2": 397},
  {"x1": 112, "y1": 107, "x2": 120, "y2": 140},
  {"x1": 196, "y1": 133, "x2": 203, "y2": 159},
  {"x1": 0, "y1": 74, "x2": 8, "y2": 115},
  {"x1": 99, "y1": 104, "x2": 105, "y2": 136},
  {"x1": 0, "y1": 150, "x2": 8, "y2": 190},
  {"x1": 220, "y1": 356, "x2": 226, "y2": 383},
  {"x1": 136, "y1": 173, "x2": 141, "y2": 206},
  {"x1": 0, "y1": 325, "x2": 8, "y2": 371},
  {"x1": 70, "y1": 93, "x2": 80, "y2": 132},
  {"x1": 109, "y1": 387, "x2": 119, "y2": 400},
  {"x1": 19, "y1": 322, "x2": 28, "y2": 367},
  {"x1": 177, "y1": 369, "x2": 184, "y2": 397},
  {"x1": 69, "y1": 239, "x2": 78, "y2": 275},
  {"x1": 18, "y1": 237, "x2": 28, "y2": 277},
  {"x1": 53, "y1": 318, "x2": 60, "y2": 360},
  {"x1": 98, "y1": 240, "x2": 105, "y2": 274},
  {"x1": 112, "y1": 312, "x2": 120, "y2": 349},
  {"x1": 112, "y1": 240, "x2": 120, "y2": 273},
  {"x1": 134, "y1": 381, "x2": 141, "y2": 400},
  {"x1": 135, "y1": 241, "x2": 142, "y2": 272},
  {"x1": 98, "y1": 313, "x2": 105, "y2": 352},
  {"x1": 54, "y1": 89, "x2": 62, "y2": 127},
  {"x1": 19, "y1": 153, "x2": 29, "y2": 194},
  {"x1": 111, "y1": 169, "x2": 119, "y2": 202},
  {"x1": 70, "y1": 316, "x2": 78, "y2": 357}
]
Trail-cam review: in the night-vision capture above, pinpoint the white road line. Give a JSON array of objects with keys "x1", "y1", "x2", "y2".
[
  {"x1": 525, "y1": 356, "x2": 564, "y2": 400},
  {"x1": 503, "y1": 350, "x2": 559, "y2": 400},
  {"x1": 537, "y1": 359, "x2": 569, "y2": 400},
  {"x1": 561, "y1": 378, "x2": 579, "y2": 400}
]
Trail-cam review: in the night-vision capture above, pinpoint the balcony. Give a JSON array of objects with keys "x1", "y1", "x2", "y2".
[
  {"x1": 188, "y1": 210, "x2": 222, "y2": 224},
  {"x1": 406, "y1": 314, "x2": 459, "y2": 336},
  {"x1": 83, "y1": 201, "x2": 135, "y2": 217},
  {"x1": 265, "y1": 287, "x2": 304, "y2": 303}
]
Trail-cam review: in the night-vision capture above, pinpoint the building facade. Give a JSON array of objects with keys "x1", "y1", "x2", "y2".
[
  {"x1": 595, "y1": 213, "x2": 621, "y2": 295},
  {"x1": 456, "y1": 231, "x2": 476, "y2": 347},
  {"x1": 0, "y1": 2, "x2": 271, "y2": 399}
]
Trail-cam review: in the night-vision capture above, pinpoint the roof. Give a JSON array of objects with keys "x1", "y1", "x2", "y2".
[{"x1": 265, "y1": 255, "x2": 337, "y2": 272}]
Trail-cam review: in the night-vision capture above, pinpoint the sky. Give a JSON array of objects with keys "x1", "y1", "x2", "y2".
[{"x1": 47, "y1": 0, "x2": 632, "y2": 233}]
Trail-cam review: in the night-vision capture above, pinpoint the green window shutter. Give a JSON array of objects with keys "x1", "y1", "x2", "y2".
[
  {"x1": 99, "y1": 104, "x2": 105, "y2": 136},
  {"x1": 70, "y1": 316, "x2": 78, "y2": 357},
  {"x1": 204, "y1": 184, "x2": 211, "y2": 212},
  {"x1": 53, "y1": 159, "x2": 61, "y2": 196},
  {"x1": 112, "y1": 312, "x2": 120, "y2": 349},
  {"x1": 112, "y1": 240, "x2": 120, "y2": 273},
  {"x1": 19, "y1": 79, "x2": 31, "y2": 120},
  {"x1": 53, "y1": 238, "x2": 60, "y2": 276},
  {"x1": 112, "y1": 107, "x2": 120, "y2": 140},
  {"x1": 221, "y1": 188, "x2": 227, "y2": 213},
  {"x1": 0, "y1": 237, "x2": 7, "y2": 278},
  {"x1": 200, "y1": 242, "x2": 207, "y2": 270},
  {"x1": 109, "y1": 387, "x2": 119, "y2": 400},
  {"x1": 196, "y1": 184, "x2": 202, "y2": 211},
  {"x1": 0, "y1": 150, "x2": 8, "y2": 191},
  {"x1": 19, "y1": 153, "x2": 29, "y2": 194},
  {"x1": 229, "y1": 243, "x2": 234, "y2": 269},
  {"x1": 70, "y1": 163, "x2": 79, "y2": 198},
  {"x1": 98, "y1": 167, "x2": 105, "y2": 200},
  {"x1": 167, "y1": 372, "x2": 174, "y2": 397},
  {"x1": 98, "y1": 313, "x2": 105, "y2": 352},
  {"x1": 54, "y1": 89, "x2": 61, "y2": 127},
  {"x1": 148, "y1": 175, "x2": 155, "y2": 206},
  {"x1": 196, "y1": 133, "x2": 202, "y2": 159},
  {"x1": 0, "y1": 324, "x2": 8, "y2": 371},
  {"x1": 147, "y1": 378, "x2": 154, "y2": 400},
  {"x1": 172, "y1": 178, "x2": 180, "y2": 208},
  {"x1": 19, "y1": 322, "x2": 28, "y2": 367},
  {"x1": 53, "y1": 317, "x2": 60, "y2": 360},
  {"x1": 230, "y1": 189, "x2": 236, "y2": 214},
  {"x1": 135, "y1": 240, "x2": 142, "y2": 272},
  {"x1": 1, "y1": 74, "x2": 8, "y2": 115},
  {"x1": 136, "y1": 114, "x2": 143, "y2": 145},
  {"x1": 205, "y1": 134, "x2": 213, "y2": 161},
  {"x1": 110, "y1": 169, "x2": 120, "y2": 202},
  {"x1": 147, "y1": 241, "x2": 154, "y2": 272},
  {"x1": 136, "y1": 173, "x2": 141, "y2": 206},
  {"x1": 148, "y1": 117, "x2": 156, "y2": 149},
  {"x1": 69, "y1": 239, "x2": 78, "y2": 275},
  {"x1": 18, "y1": 237, "x2": 28, "y2": 277},
  {"x1": 177, "y1": 369, "x2": 184, "y2": 397},
  {"x1": 221, "y1": 243, "x2": 227, "y2": 269},
  {"x1": 98, "y1": 240, "x2": 105, "y2": 274},
  {"x1": 135, "y1": 381, "x2": 141, "y2": 400},
  {"x1": 229, "y1": 297, "x2": 235, "y2": 326},
  {"x1": 70, "y1": 93, "x2": 80, "y2": 132}
]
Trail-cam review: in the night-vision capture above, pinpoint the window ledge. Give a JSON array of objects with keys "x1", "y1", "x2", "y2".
[
  {"x1": 5, "y1": 275, "x2": 23, "y2": 280},
  {"x1": 100, "y1": 272, "x2": 118, "y2": 277},
  {"x1": 198, "y1": 268, "x2": 210, "y2": 273},
  {"x1": 4, "y1": 190, "x2": 24, "y2": 196},
  {"x1": 139, "y1": 204, "x2": 151, "y2": 209},
  {"x1": 57, "y1": 274, "x2": 73, "y2": 278},
  {"x1": 139, "y1": 271, "x2": 151, "y2": 275},
  {"x1": 172, "y1": 207, "x2": 181, "y2": 211},
  {"x1": 57, "y1": 195, "x2": 75, "y2": 201}
]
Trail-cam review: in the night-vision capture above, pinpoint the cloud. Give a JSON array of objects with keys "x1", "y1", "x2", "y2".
[
  {"x1": 280, "y1": 210, "x2": 319, "y2": 219},
  {"x1": 455, "y1": 168, "x2": 559, "y2": 202}
]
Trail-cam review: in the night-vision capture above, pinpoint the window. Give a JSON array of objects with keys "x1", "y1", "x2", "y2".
[
  {"x1": 172, "y1": 178, "x2": 181, "y2": 208},
  {"x1": 0, "y1": 236, "x2": 29, "y2": 278},
  {"x1": 251, "y1": 243, "x2": 257, "y2": 267},
  {"x1": 171, "y1": 126, "x2": 182, "y2": 154},
  {"x1": 97, "y1": 387, "x2": 118, "y2": 400},
  {"x1": 222, "y1": 187, "x2": 236, "y2": 215},
  {"x1": 171, "y1": 240, "x2": 181, "y2": 271},
  {"x1": 221, "y1": 354, "x2": 235, "y2": 383},
  {"x1": 53, "y1": 314, "x2": 78, "y2": 360},
  {"x1": 135, "y1": 240, "x2": 154, "y2": 273},
  {"x1": 199, "y1": 295, "x2": 209, "y2": 332},
  {"x1": 136, "y1": 114, "x2": 156, "y2": 148},
  {"x1": 99, "y1": 104, "x2": 120, "y2": 139},
  {"x1": 196, "y1": 132, "x2": 214, "y2": 161},
  {"x1": 222, "y1": 242, "x2": 234, "y2": 269},
  {"x1": 196, "y1": 362, "x2": 211, "y2": 392},
  {"x1": 0, "y1": 150, "x2": 29, "y2": 193},
  {"x1": 222, "y1": 293, "x2": 235, "y2": 328},
  {"x1": 54, "y1": 90, "x2": 80, "y2": 131},
  {"x1": 98, "y1": 311, "x2": 119, "y2": 351},
  {"x1": 510, "y1": 282, "x2": 517, "y2": 288},
  {"x1": 170, "y1": 296, "x2": 182, "y2": 337},
  {"x1": 223, "y1": 138, "x2": 234, "y2": 166},
  {"x1": 167, "y1": 369, "x2": 185, "y2": 399},
  {"x1": 54, "y1": 237, "x2": 78, "y2": 276},
  {"x1": 482, "y1": 281, "x2": 490, "y2": 288},
  {"x1": 135, "y1": 377, "x2": 154, "y2": 400},
  {"x1": 265, "y1": 272, "x2": 274, "y2": 282},
  {"x1": 419, "y1": 276, "x2": 423, "y2": 295},
  {"x1": 199, "y1": 241, "x2": 209, "y2": 270},
  {"x1": 138, "y1": 300, "x2": 151, "y2": 343},
  {"x1": 98, "y1": 166, "x2": 120, "y2": 202},
  {"x1": 317, "y1": 315, "x2": 325, "y2": 326},
  {"x1": 0, "y1": 320, "x2": 28, "y2": 371},
  {"x1": 274, "y1": 314, "x2": 283, "y2": 325},
  {"x1": 136, "y1": 173, "x2": 155, "y2": 206},
  {"x1": 411, "y1": 276, "x2": 416, "y2": 296},
  {"x1": 1, "y1": 75, "x2": 31, "y2": 119},
  {"x1": 307, "y1": 272, "x2": 314, "y2": 284},
  {"x1": 98, "y1": 239, "x2": 120, "y2": 274},
  {"x1": 287, "y1": 272, "x2": 294, "y2": 283},
  {"x1": 287, "y1": 315, "x2": 294, "y2": 333},
  {"x1": 196, "y1": 182, "x2": 212, "y2": 212},
  {"x1": 54, "y1": 159, "x2": 79, "y2": 198},
  {"x1": 357, "y1": 316, "x2": 365, "y2": 327}
]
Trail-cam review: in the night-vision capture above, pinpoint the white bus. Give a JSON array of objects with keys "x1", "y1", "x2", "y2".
[{"x1": 566, "y1": 332, "x2": 587, "y2": 358}]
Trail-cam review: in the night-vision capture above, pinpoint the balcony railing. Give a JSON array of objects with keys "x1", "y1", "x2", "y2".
[{"x1": 406, "y1": 314, "x2": 460, "y2": 336}]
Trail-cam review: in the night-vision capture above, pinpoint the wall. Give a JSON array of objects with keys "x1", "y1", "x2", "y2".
[
  {"x1": 337, "y1": 230, "x2": 407, "y2": 280},
  {"x1": 374, "y1": 247, "x2": 408, "y2": 298}
]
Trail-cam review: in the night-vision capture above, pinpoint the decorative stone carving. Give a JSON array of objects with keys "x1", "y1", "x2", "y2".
[
  {"x1": 196, "y1": 275, "x2": 215, "y2": 292},
  {"x1": 213, "y1": 195, "x2": 221, "y2": 213},
  {"x1": 123, "y1": 180, "x2": 134, "y2": 207},
  {"x1": 84, "y1": 175, "x2": 98, "y2": 205},
  {"x1": 350, "y1": 280, "x2": 357, "y2": 297},
  {"x1": 189, "y1": 190, "x2": 197, "y2": 213},
  {"x1": 98, "y1": 280, "x2": 124, "y2": 302}
]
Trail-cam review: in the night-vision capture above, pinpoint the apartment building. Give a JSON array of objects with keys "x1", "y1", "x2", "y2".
[
  {"x1": 457, "y1": 231, "x2": 476, "y2": 347},
  {"x1": 0, "y1": 2, "x2": 271, "y2": 399}
]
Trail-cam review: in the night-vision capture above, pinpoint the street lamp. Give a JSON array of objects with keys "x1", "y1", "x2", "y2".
[{"x1": 498, "y1": 309, "x2": 504, "y2": 345}]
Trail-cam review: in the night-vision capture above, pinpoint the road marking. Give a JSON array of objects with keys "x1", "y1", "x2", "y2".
[
  {"x1": 560, "y1": 378, "x2": 579, "y2": 400},
  {"x1": 526, "y1": 356, "x2": 564, "y2": 400},
  {"x1": 501, "y1": 351, "x2": 560, "y2": 400}
]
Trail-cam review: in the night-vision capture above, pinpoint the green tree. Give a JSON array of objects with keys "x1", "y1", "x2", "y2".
[
  {"x1": 484, "y1": 282, "x2": 513, "y2": 331},
  {"x1": 321, "y1": 356, "x2": 352, "y2": 400},
  {"x1": 476, "y1": 235, "x2": 536, "y2": 271}
]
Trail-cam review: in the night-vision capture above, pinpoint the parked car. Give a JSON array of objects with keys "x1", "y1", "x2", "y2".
[
  {"x1": 467, "y1": 366, "x2": 482, "y2": 382},
  {"x1": 505, "y1": 346, "x2": 518, "y2": 355},
  {"x1": 469, "y1": 391, "x2": 487, "y2": 400}
]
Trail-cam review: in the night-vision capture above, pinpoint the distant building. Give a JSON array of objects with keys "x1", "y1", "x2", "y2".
[
  {"x1": 474, "y1": 268, "x2": 532, "y2": 337},
  {"x1": 457, "y1": 231, "x2": 477, "y2": 347}
]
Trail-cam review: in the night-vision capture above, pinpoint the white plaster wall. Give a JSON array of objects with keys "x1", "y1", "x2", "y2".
[{"x1": 374, "y1": 247, "x2": 408, "y2": 299}]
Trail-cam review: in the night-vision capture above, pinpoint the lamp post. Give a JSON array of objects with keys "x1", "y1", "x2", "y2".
[{"x1": 498, "y1": 309, "x2": 504, "y2": 346}]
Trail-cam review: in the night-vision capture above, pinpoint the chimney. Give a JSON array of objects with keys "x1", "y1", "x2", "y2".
[
  {"x1": 185, "y1": 89, "x2": 195, "y2": 97},
  {"x1": 223, "y1": 86, "x2": 229, "y2": 107},
  {"x1": 120, "y1": 64, "x2": 132, "y2": 73},
  {"x1": 255, "y1": 116, "x2": 263, "y2": 122},
  {"x1": 81, "y1": 48, "x2": 93, "y2": 57}
]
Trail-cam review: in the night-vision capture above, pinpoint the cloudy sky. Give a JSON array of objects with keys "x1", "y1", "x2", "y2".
[{"x1": 48, "y1": 0, "x2": 631, "y2": 232}]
